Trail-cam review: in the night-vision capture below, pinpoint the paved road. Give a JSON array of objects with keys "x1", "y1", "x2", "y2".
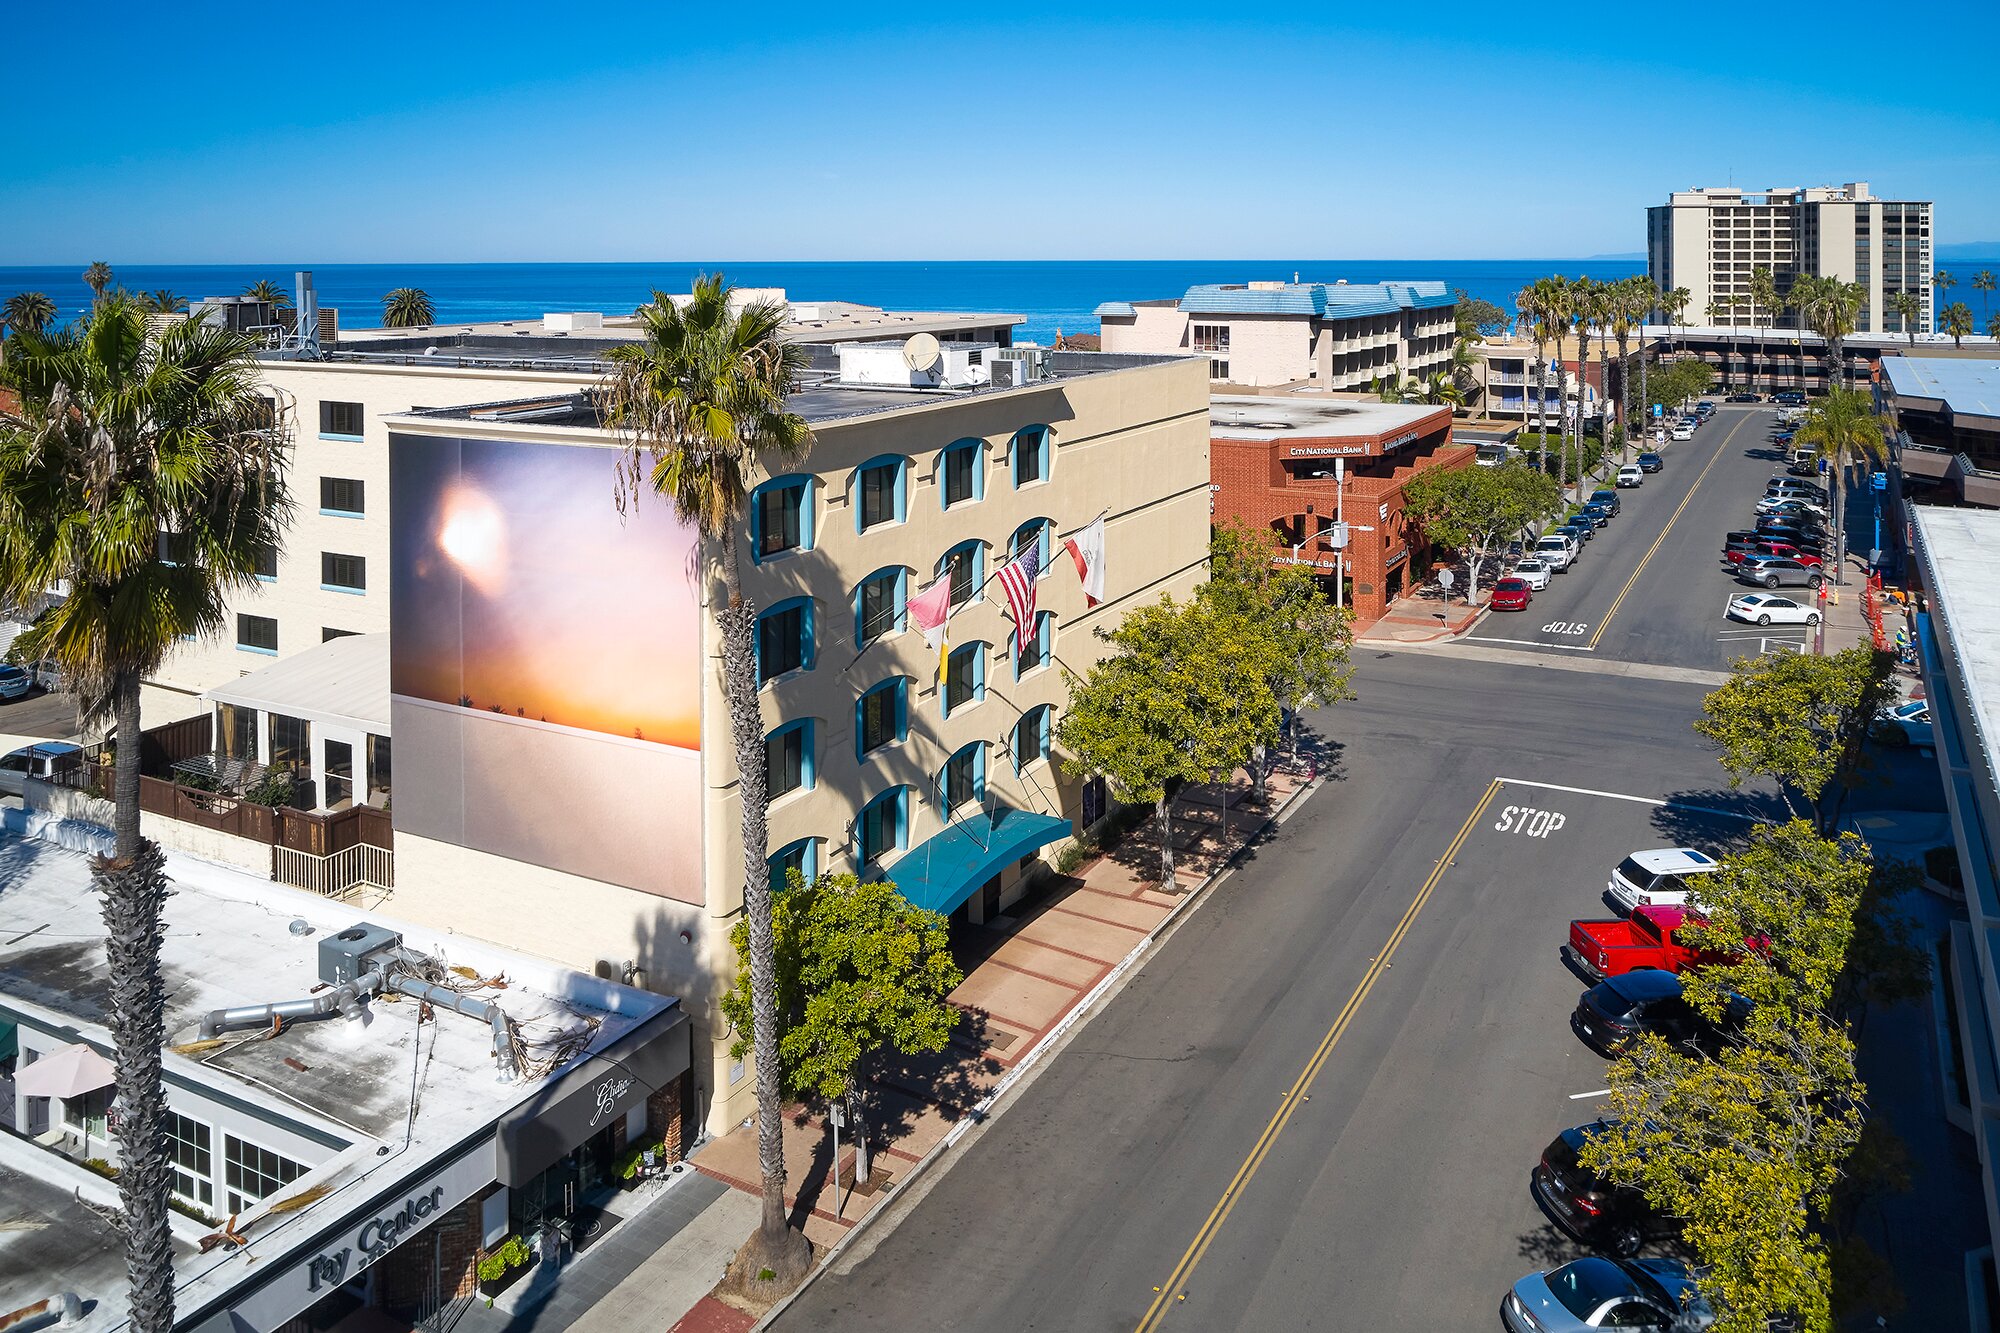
[
  {"x1": 1465, "y1": 405, "x2": 1820, "y2": 673},
  {"x1": 0, "y1": 684, "x2": 84, "y2": 747},
  {"x1": 778, "y1": 645, "x2": 1784, "y2": 1331}
]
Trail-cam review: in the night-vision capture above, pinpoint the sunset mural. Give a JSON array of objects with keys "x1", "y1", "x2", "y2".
[{"x1": 391, "y1": 434, "x2": 702, "y2": 749}]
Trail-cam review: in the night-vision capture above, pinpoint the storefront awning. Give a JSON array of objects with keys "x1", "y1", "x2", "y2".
[
  {"x1": 495, "y1": 1001, "x2": 690, "y2": 1185},
  {"x1": 886, "y1": 807, "x2": 1073, "y2": 917}
]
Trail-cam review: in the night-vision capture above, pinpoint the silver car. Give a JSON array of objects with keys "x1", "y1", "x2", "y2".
[{"x1": 1502, "y1": 1256, "x2": 1712, "y2": 1331}]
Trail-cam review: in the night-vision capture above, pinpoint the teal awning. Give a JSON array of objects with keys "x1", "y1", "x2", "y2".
[{"x1": 885, "y1": 807, "x2": 1073, "y2": 916}]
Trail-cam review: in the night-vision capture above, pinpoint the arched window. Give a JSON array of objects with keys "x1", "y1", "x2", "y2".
[
  {"x1": 755, "y1": 597, "x2": 815, "y2": 684},
  {"x1": 856, "y1": 677, "x2": 909, "y2": 760},
  {"x1": 1012, "y1": 611, "x2": 1054, "y2": 677},
  {"x1": 936, "y1": 540, "x2": 985, "y2": 609},
  {"x1": 943, "y1": 643, "x2": 986, "y2": 717},
  {"x1": 768, "y1": 837, "x2": 818, "y2": 893},
  {"x1": 938, "y1": 742, "x2": 987, "y2": 814},
  {"x1": 852, "y1": 455, "x2": 908, "y2": 532},
  {"x1": 856, "y1": 787, "x2": 909, "y2": 866},
  {"x1": 1013, "y1": 705, "x2": 1053, "y2": 772},
  {"x1": 1012, "y1": 425, "x2": 1051, "y2": 488},
  {"x1": 750, "y1": 474, "x2": 814, "y2": 562},
  {"x1": 853, "y1": 566, "x2": 909, "y2": 646},
  {"x1": 763, "y1": 719, "x2": 814, "y2": 800},
  {"x1": 938, "y1": 438, "x2": 984, "y2": 509},
  {"x1": 1010, "y1": 518, "x2": 1054, "y2": 578}
]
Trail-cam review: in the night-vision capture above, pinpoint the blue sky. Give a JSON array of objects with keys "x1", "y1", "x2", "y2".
[{"x1": 5, "y1": 0, "x2": 1996, "y2": 262}]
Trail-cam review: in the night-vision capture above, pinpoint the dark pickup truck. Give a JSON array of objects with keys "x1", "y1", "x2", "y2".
[{"x1": 1562, "y1": 905, "x2": 1737, "y2": 984}]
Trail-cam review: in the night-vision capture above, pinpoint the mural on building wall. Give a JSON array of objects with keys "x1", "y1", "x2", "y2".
[{"x1": 390, "y1": 433, "x2": 705, "y2": 902}]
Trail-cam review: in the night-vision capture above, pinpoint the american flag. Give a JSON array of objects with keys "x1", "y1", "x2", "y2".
[{"x1": 997, "y1": 541, "x2": 1041, "y2": 647}]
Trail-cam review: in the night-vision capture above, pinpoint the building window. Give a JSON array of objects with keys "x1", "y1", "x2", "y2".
[
  {"x1": 940, "y1": 742, "x2": 985, "y2": 813},
  {"x1": 1210, "y1": 360, "x2": 1230, "y2": 381},
  {"x1": 765, "y1": 719, "x2": 813, "y2": 800},
  {"x1": 855, "y1": 456, "x2": 907, "y2": 532},
  {"x1": 752, "y1": 475, "x2": 811, "y2": 561},
  {"x1": 769, "y1": 838, "x2": 816, "y2": 894},
  {"x1": 1014, "y1": 705, "x2": 1052, "y2": 772},
  {"x1": 168, "y1": 1113, "x2": 213, "y2": 1207},
  {"x1": 937, "y1": 541, "x2": 983, "y2": 609},
  {"x1": 321, "y1": 552, "x2": 366, "y2": 593},
  {"x1": 854, "y1": 567, "x2": 907, "y2": 646},
  {"x1": 1013, "y1": 611, "x2": 1053, "y2": 676},
  {"x1": 940, "y1": 439, "x2": 982, "y2": 508},
  {"x1": 223, "y1": 1135, "x2": 306, "y2": 1214},
  {"x1": 237, "y1": 614, "x2": 278, "y2": 655},
  {"x1": 218, "y1": 703, "x2": 258, "y2": 760},
  {"x1": 319, "y1": 401, "x2": 364, "y2": 439},
  {"x1": 1012, "y1": 426, "x2": 1050, "y2": 488},
  {"x1": 1192, "y1": 324, "x2": 1230, "y2": 354},
  {"x1": 319, "y1": 477, "x2": 364, "y2": 516},
  {"x1": 1010, "y1": 518, "x2": 1053, "y2": 576},
  {"x1": 857, "y1": 787, "x2": 907, "y2": 866},
  {"x1": 944, "y1": 643, "x2": 985, "y2": 716},
  {"x1": 756, "y1": 598, "x2": 813, "y2": 683},
  {"x1": 856, "y1": 678, "x2": 908, "y2": 759},
  {"x1": 157, "y1": 530, "x2": 186, "y2": 566},
  {"x1": 253, "y1": 543, "x2": 278, "y2": 580},
  {"x1": 268, "y1": 712, "x2": 308, "y2": 768}
]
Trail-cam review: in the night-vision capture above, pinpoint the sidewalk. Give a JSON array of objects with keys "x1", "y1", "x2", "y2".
[{"x1": 1355, "y1": 589, "x2": 1484, "y2": 643}]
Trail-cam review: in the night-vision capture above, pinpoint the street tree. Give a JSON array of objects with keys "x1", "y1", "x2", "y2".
[
  {"x1": 1748, "y1": 266, "x2": 1779, "y2": 395},
  {"x1": 1056, "y1": 594, "x2": 1278, "y2": 886},
  {"x1": 1644, "y1": 356, "x2": 1715, "y2": 418},
  {"x1": 1452, "y1": 289, "x2": 1509, "y2": 338},
  {"x1": 1402, "y1": 460, "x2": 1560, "y2": 601},
  {"x1": 719, "y1": 872, "x2": 963, "y2": 1183},
  {"x1": 598, "y1": 276, "x2": 817, "y2": 1288},
  {"x1": 1205, "y1": 524, "x2": 1355, "y2": 766},
  {"x1": 1694, "y1": 646, "x2": 1896, "y2": 832},
  {"x1": 1793, "y1": 388, "x2": 1885, "y2": 578},
  {"x1": 0, "y1": 294, "x2": 293, "y2": 1333},
  {"x1": 1888, "y1": 290, "x2": 1923, "y2": 344},
  {"x1": 1941, "y1": 300, "x2": 1974, "y2": 348}
]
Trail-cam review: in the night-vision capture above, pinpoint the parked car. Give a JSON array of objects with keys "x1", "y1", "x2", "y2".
[
  {"x1": 1580, "y1": 502, "x2": 1614, "y2": 528},
  {"x1": 1616, "y1": 464, "x2": 1644, "y2": 487},
  {"x1": 1535, "y1": 535, "x2": 1577, "y2": 571},
  {"x1": 1694, "y1": 400, "x2": 1716, "y2": 416},
  {"x1": 1727, "y1": 592, "x2": 1822, "y2": 627},
  {"x1": 1502, "y1": 1256, "x2": 1714, "y2": 1333},
  {"x1": 1726, "y1": 391, "x2": 1760, "y2": 403},
  {"x1": 0, "y1": 665, "x2": 34, "y2": 701},
  {"x1": 1756, "y1": 496, "x2": 1828, "y2": 521},
  {"x1": 1513, "y1": 557, "x2": 1554, "y2": 590},
  {"x1": 1564, "y1": 904, "x2": 1736, "y2": 983},
  {"x1": 1724, "y1": 539, "x2": 1822, "y2": 569},
  {"x1": 1754, "y1": 518, "x2": 1828, "y2": 547},
  {"x1": 1735, "y1": 556, "x2": 1823, "y2": 590},
  {"x1": 1573, "y1": 971, "x2": 1751, "y2": 1059},
  {"x1": 1669, "y1": 422, "x2": 1694, "y2": 442},
  {"x1": 1786, "y1": 456, "x2": 1821, "y2": 477},
  {"x1": 1607, "y1": 848, "x2": 1722, "y2": 914},
  {"x1": 1558, "y1": 520, "x2": 1594, "y2": 546},
  {"x1": 1774, "y1": 390, "x2": 1807, "y2": 406},
  {"x1": 1533, "y1": 1124, "x2": 1682, "y2": 1257},
  {"x1": 0, "y1": 741, "x2": 84, "y2": 798},
  {"x1": 1636, "y1": 452, "x2": 1664, "y2": 473},
  {"x1": 1590, "y1": 488, "x2": 1621, "y2": 516},
  {"x1": 1875, "y1": 699, "x2": 1934, "y2": 748},
  {"x1": 1491, "y1": 577, "x2": 1534, "y2": 612},
  {"x1": 1765, "y1": 476, "x2": 1828, "y2": 499}
]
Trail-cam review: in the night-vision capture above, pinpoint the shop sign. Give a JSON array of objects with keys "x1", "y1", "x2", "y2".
[
  {"x1": 1382, "y1": 427, "x2": 1422, "y2": 450},
  {"x1": 307, "y1": 1186, "x2": 446, "y2": 1291},
  {"x1": 1284, "y1": 444, "x2": 1370, "y2": 458}
]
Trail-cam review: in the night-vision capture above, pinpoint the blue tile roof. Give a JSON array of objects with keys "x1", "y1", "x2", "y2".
[
  {"x1": 1176, "y1": 280, "x2": 1452, "y2": 319},
  {"x1": 1883, "y1": 356, "x2": 2000, "y2": 422},
  {"x1": 1093, "y1": 301, "x2": 1137, "y2": 318}
]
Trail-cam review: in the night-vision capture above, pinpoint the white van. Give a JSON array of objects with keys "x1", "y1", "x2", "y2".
[{"x1": 1607, "y1": 847, "x2": 1721, "y2": 914}]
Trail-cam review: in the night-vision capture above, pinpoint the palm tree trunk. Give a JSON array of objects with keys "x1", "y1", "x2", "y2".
[
  {"x1": 1157, "y1": 795, "x2": 1175, "y2": 888},
  {"x1": 716, "y1": 532, "x2": 810, "y2": 1281},
  {"x1": 1534, "y1": 349, "x2": 1550, "y2": 476},
  {"x1": 1596, "y1": 337, "x2": 1610, "y2": 473},
  {"x1": 102, "y1": 668, "x2": 174, "y2": 1333}
]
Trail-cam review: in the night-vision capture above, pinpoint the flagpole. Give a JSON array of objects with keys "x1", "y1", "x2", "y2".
[{"x1": 961, "y1": 508, "x2": 1111, "y2": 613}]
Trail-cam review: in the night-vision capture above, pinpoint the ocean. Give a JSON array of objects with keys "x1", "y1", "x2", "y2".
[{"x1": 6, "y1": 258, "x2": 1997, "y2": 346}]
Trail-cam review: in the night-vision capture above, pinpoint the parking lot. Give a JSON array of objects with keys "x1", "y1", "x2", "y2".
[{"x1": 0, "y1": 682, "x2": 83, "y2": 753}]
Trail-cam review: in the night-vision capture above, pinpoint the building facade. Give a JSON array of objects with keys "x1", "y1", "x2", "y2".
[
  {"x1": 1647, "y1": 183, "x2": 1935, "y2": 337},
  {"x1": 1097, "y1": 280, "x2": 1457, "y2": 390},
  {"x1": 1206, "y1": 396, "x2": 1470, "y2": 621},
  {"x1": 373, "y1": 347, "x2": 1212, "y2": 1136},
  {"x1": 1885, "y1": 357, "x2": 2000, "y2": 502}
]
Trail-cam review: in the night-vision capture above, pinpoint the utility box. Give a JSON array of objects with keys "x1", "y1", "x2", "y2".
[{"x1": 318, "y1": 922, "x2": 404, "y2": 987}]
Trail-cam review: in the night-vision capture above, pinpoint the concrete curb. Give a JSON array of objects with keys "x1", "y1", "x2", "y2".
[{"x1": 747, "y1": 769, "x2": 1327, "y2": 1331}]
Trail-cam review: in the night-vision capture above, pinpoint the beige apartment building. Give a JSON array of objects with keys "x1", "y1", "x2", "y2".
[
  {"x1": 1646, "y1": 182, "x2": 1934, "y2": 337},
  {"x1": 1096, "y1": 279, "x2": 1457, "y2": 390},
  {"x1": 374, "y1": 346, "x2": 1211, "y2": 1134}
]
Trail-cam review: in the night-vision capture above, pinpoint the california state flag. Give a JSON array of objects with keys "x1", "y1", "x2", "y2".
[{"x1": 1064, "y1": 516, "x2": 1105, "y2": 607}]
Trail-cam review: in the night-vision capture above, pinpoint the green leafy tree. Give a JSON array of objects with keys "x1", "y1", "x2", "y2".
[
  {"x1": 1452, "y1": 290, "x2": 1508, "y2": 338},
  {"x1": 1694, "y1": 646, "x2": 1895, "y2": 832},
  {"x1": 1402, "y1": 459, "x2": 1560, "y2": 601},
  {"x1": 1645, "y1": 356, "x2": 1715, "y2": 418},
  {"x1": 719, "y1": 872, "x2": 963, "y2": 1183},
  {"x1": 1205, "y1": 525, "x2": 1355, "y2": 765},
  {"x1": 1055, "y1": 594, "x2": 1278, "y2": 886},
  {"x1": 0, "y1": 294, "x2": 292, "y2": 1333},
  {"x1": 381, "y1": 287, "x2": 436, "y2": 327},
  {"x1": 1887, "y1": 290, "x2": 1923, "y2": 344},
  {"x1": 597, "y1": 275, "x2": 816, "y2": 1287},
  {"x1": 82, "y1": 261, "x2": 113, "y2": 307},
  {"x1": 1793, "y1": 388, "x2": 1885, "y2": 579},
  {"x1": 1940, "y1": 300, "x2": 1974, "y2": 348}
]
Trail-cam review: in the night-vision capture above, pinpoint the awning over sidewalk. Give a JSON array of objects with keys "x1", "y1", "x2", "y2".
[{"x1": 887, "y1": 807, "x2": 1072, "y2": 917}]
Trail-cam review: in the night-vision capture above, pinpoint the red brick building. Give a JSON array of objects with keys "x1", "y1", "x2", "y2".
[{"x1": 1209, "y1": 396, "x2": 1476, "y2": 621}]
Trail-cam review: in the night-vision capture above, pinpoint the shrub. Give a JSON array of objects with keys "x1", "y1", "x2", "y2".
[
  {"x1": 82, "y1": 1157, "x2": 119, "y2": 1179},
  {"x1": 244, "y1": 769, "x2": 295, "y2": 809},
  {"x1": 477, "y1": 1235, "x2": 532, "y2": 1282}
]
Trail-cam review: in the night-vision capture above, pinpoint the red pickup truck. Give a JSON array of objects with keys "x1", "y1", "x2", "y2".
[{"x1": 1563, "y1": 905, "x2": 1737, "y2": 984}]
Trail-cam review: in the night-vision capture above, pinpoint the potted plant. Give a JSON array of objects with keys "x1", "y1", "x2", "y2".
[{"x1": 477, "y1": 1234, "x2": 534, "y2": 1297}]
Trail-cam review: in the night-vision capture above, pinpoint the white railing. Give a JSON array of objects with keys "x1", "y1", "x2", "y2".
[{"x1": 273, "y1": 842, "x2": 395, "y2": 899}]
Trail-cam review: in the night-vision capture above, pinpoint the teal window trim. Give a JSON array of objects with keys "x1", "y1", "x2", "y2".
[
  {"x1": 1014, "y1": 705, "x2": 1052, "y2": 772},
  {"x1": 318, "y1": 509, "x2": 366, "y2": 520},
  {"x1": 1012, "y1": 612, "x2": 1053, "y2": 678},
  {"x1": 937, "y1": 540, "x2": 984, "y2": 609},
  {"x1": 854, "y1": 455, "x2": 909, "y2": 533},
  {"x1": 237, "y1": 644, "x2": 278, "y2": 656},
  {"x1": 768, "y1": 837, "x2": 818, "y2": 894},
  {"x1": 857, "y1": 787, "x2": 909, "y2": 865},
  {"x1": 939, "y1": 741, "x2": 987, "y2": 812},
  {"x1": 1012, "y1": 425, "x2": 1051, "y2": 489},
  {"x1": 939, "y1": 438, "x2": 984, "y2": 510},
  {"x1": 750, "y1": 475, "x2": 813, "y2": 564},
  {"x1": 943, "y1": 643, "x2": 986, "y2": 718},
  {"x1": 255, "y1": 574, "x2": 277, "y2": 584},
  {"x1": 765, "y1": 718, "x2": 815, "y2": 798},
  {"x1": 319, "y1": 584, "x2": 367, "y2": 596},
  {"x1": 755, "y1": 596, "x2": 816, "y2": 684},
  {"x1": 855, "y1": 677, "x2": 910, "y2": 761},
  {"x1": 853, "y1": 566, "x2": 909, "y2": 646},
  {"x1": 1010, "y1": 518, "x2": 1054, "y2": 578},
  {"x1": 316, "y1": 432, "x2": 365, "y2": 444}
]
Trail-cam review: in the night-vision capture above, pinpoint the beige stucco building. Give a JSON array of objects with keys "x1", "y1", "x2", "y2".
[
  {"x1": 1646, "y1": 182, "x2": 1935, "y2": 337},
  {"x1": 365, "y1": 346, "x2": 1210, "y2": 1136},
  {"x1": 1096, "y1": 280, "x2": 1457, "y2": 390}
]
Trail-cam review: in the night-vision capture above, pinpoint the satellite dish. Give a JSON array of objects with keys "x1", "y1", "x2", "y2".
[{"x1": 902, "y1": 333, "x2": 941, "y2": 372}]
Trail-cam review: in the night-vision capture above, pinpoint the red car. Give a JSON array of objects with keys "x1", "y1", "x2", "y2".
[
  {"x1": 1490, "y1": 577, "x2": 1533, "y2": 611},
  {"x1": 1722, "y1": 539, "x2": 1823, "y2": 569}
]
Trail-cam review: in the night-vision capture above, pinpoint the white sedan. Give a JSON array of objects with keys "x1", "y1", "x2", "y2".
[
  {"x1": 1876, "y1": 699, "x2": 1933, "y2": 748},
  {"x1": 1726, "y1": 592, "x2": 1821, "y2": 626},
  {"x1": 1670, "y1": 422, "x2": 1694, "y2": 442},
  {"x1": 1511, "y1": 557, "x2": 1553, "y2": 590}
]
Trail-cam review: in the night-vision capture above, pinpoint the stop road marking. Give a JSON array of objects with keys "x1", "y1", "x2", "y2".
[{"x1": 1493, "y1": 806, "x2": 1566, "y2": 838}]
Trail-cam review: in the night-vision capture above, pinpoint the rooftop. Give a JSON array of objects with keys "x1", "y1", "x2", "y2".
[
  {"x1": 0, "y1": 830, "x2": 678, "y2": 1328},
  {"x1": 204, "y1": 631, "x2": 389, "y2": 734},
  {"x1": 1209, "y1": 395, "x2": 1449, "y2": 442},
  {"x1": 1099, "y1": 280, "x2": 1453, "y2": 321},
  {"x1": 1883, "y1": 357, "x2": 2000, "y2": 424}
]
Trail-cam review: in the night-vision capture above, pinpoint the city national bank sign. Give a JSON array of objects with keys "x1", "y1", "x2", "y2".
[{"x1": 1281, "y1": 427, "x2": 1424, "y2": 460}]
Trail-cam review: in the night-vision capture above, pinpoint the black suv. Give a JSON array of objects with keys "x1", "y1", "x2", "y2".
[
  {"x1": 1590, "y1": 488, "x2": 1621, "y2": 516},
  {"x1": 1532, "y1": 1123, "x2": 1680, "y2": 1257},
  {"x1": 1635, "y1": 452, "x2": 1664, "y2": 472}
]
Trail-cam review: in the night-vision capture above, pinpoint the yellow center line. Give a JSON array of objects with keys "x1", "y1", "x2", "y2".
[
  {"x1": 1131, "y1": 778, "x2": 1505, "y2": 1333},
  {"x1": 1587, "y1": 413, "x2": 1749, "y2": 650}
]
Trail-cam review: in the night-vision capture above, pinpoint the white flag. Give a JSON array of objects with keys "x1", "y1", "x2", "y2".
[{"x1": 1063, "y1": 516, "x2": 1105, "y2": 607}]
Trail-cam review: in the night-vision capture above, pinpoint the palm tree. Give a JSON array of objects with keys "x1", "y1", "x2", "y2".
[
  {"x1": 1580, "y1": 279, "x2": 1613, "y2": 469},
  {"x1": 1533, "y1": 277, "x2": 1574, "y2": 495},
  {"x1": 1941, "y1": 302, "x2": 1974, "y2": 349},
  {"x1": 1975, "y1": 270, "x2": 1998, "y2": 325},
  {"x1": 1989, "y1": 313, "x2": 2000, "y2": 342},
  {"x1": 1, "y1": 291, "x2": 59, "y2": 366},
  {"x1": 1665, "y1": 286, "x2": 1692, "y2": 353},
  {"x1": 596, "y1": 275, "x2": 816, "y2": 1289},
  {"x1": 242, "y1": 279, "x2": 293, "y2": 310},
  {"x1": 1607, "y1": 277, "x2": 1648, "y2": 460},
  {"x1": 82, "y1": 261, "x2": 114, "y2": 307},
  {"x1": 1748, "y1": 267, "x2": 1780, "y2": 396},
  {"x1": 1517, "y1": 284, "x2": 1552, "y2": 476},
  {"x1": 1888, "y1": 291, "x2": 1923, "y2": 345},
  {"x1": 142, "y1": 290, "x2": 186, "y2": 315},
  {"x1": 1627, "y1": 276, "x2": 1659, "y2": 450},
  {"x1": 1932, "y1": 267, "x2": 1956, "y2": 312},
  {"x1": 1793, "y1": 387, "x2": 1884, "y2": 587},
  {"x1": 0, "y1": 294, "x2": 292, "y2": 1333},
  {"x1": 1789, "y1": 275, "x2": 1864, "y2": 391},
  {"x1": 381, "y1": 287, "x2": 435, "y2": 328}
]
